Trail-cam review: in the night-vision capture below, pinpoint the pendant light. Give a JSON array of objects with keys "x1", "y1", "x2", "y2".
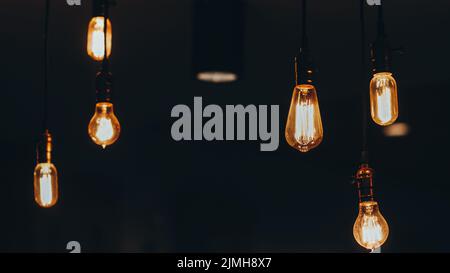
[
  {"x1": 353, "y1": 164, "x2": 389, "y2": 250},
  {"x1": 285, "y1": 0, "x2": 323, "y2": 153},
  {"x1": 87, "y1": 0, "x2": 114, "y2": 61},
  {"x1": 87, "y1": 2, "x2": 121, "y2": 148},
  {"x1": 369, "y1": 4, "x2": 399, "y2": 126},
  {"x1": 34, "y1": 0, "x2": 59, "y2": 208},
  {"x1": 352, "y1": 0, "x2": 389, "y2": 251},
  {"x1": 192, "y1": 0, "x2": 245, "y2": 83}
]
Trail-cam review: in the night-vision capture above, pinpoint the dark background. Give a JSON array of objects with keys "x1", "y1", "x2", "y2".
[{"x1": 0, "y1": 0, "x2": 449, "y2": 252}]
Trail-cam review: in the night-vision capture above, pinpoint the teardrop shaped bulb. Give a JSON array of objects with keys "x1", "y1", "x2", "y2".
[
  {"x1": 88, "y1": 102, "x2": 121, "y2": 148},
  {"x1": 353, "y1": 201, "x2": 389, "y2": 250},
  {"x1": 285, "y1": 84, "x2": 323, "y2": 152}
]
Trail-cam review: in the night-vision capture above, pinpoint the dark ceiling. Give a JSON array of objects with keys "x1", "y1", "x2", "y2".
[{"x1": 0, "y1": 0, "x2": 450, "y2": 252}]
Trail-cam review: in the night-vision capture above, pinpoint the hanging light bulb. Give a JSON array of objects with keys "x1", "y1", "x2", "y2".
[
  {"x1": 370, "y1": 72, "x2": 398, "y2": 126},
  {"x1": 34, "y1": 0, "x2": 58, "y2": 208},
  {"x1": 353, "y1": 201, "x2": 389, "y2": 250},
  {"x1": 87, "y1": 0, "x2": 113, "y2": 61},
  {"x1": 285, "y1": 83, "x2": 323, "y2": 152},
  {"x1": 352, "y1": 164, "x2": 389, "y2": 250},
  {"x1": 34, "y1": 130, "x2": 59, "y2": 208},
  {"x1": 87, "y1": 16, "x2": 112, "y2": 61},
  {"x1": 285, "y1": 0, "x2": 323, "y2": 153},
  {"x1": 369, "y1": 4, "x2": 400, "y2": 126},
  {"x1": 88, "y1": 3, "x2": 120, "y2": 149},
  {"x1": 88, "y1": 70, "x2": 121, "y2": 148},
  {"x1": 88, "y1": 101, "x2": 121, "y2": 148}
]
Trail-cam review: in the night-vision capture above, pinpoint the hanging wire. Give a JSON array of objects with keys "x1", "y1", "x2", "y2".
[
  {"x1": 301, "y1": 0, "x2": 307, "y2": 48},
  {"x1": 42, "y1": 0, "x2": 50, "y2": 132},
  {"x1": 102, "y1": 0, "x2": 109, "y2": 73},
  {"x1": 377, "y1": 2, "x2": 385, "y2": 36},
  {"x1": 359, "y1": 0, "x2": 369, "y2": 163},
  {"x1": 295, "y1": 0, "x2": 308, "y2": 86}
]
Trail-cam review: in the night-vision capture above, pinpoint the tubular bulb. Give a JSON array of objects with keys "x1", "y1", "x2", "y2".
[
  {"x1": 88, "y1": 102, "x2": 121, "y2": 148},
  {"x1": 87, "y1": 16, "x2": 112, "y2": 61},
  {"x1": 370, "y1": 72, "x2": 398, "y2": 126},
  {"x1": 33, "y1": 131, "x2": 58, "y2": 208},
  {"x1": 353, "y1": 201, "x2": 389, "y2": 250},
  {"x1": 285, "y1": 84, "x2": 323, "y2": 152},
  {"x1": 34, "y1": 163, "x2": 58, "y2": 208}
]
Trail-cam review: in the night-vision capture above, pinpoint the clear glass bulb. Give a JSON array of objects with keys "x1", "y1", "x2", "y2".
[
  {"x1": 285, "y1": 84, "x2": 323, "y2": 152},
  {"x1": 34, "y1": 162, "x2": 58, "y2": 208},
  {"x1": 370, "y1": 72, "x2": 398, "y2": 126},
  {"x1": 87, "y1": 16, "x2": 112, "y2": 61},
  {"x1": 88, "y1": 102, "x2": 121, "y2": 148},
  {"x1": 353, "y1": 201, "x2": 389, "y2": 250}
]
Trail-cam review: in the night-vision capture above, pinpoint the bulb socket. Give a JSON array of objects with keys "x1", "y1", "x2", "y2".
[
  {"x1": 36, "y1": 130, "x2": 52, "y2": 164},
  {"x1": 295, "y1": 47, "x2": 315, "y2": 85},
  {"x1": 95, "y1": 71, "x2": 113, "y2": 103},
  {"x1": 355, "y1": 163, "x2": 375, "y2": 203},
  {"x1": 370, "y1": 34, "x2": 392, "y2": 74},
  {"x1": 93, "y1": 0, "x2": 106, "y2": 17},
  {"x1": 93, "y1": 0, "x2": 116, "y2": 17}
]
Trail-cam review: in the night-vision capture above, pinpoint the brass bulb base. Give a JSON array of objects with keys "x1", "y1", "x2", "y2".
[
  {"x1": 36, "y1": 130, "x2": 52, "y2": 164},
  {"x1": 354, "y1": 163, "x2": 375, "y2": 203}
]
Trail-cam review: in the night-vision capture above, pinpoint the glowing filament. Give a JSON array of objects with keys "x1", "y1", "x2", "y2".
[
  {"x1": 294, "y1": 99, "x2": 315, "y2": 144},
  {"x1": 370, "y1": 72, "x2": 398, "y2": 126},
  {"x1": 87, "y1": 17, "x2": 112, "y2": 61},
  {"x1": 96, "y1": 117, "x2": 114, "y2": 143},
  {"x1": 34, "y1": 162, "x2": 58, "y2": 208},
  {"x1": 361, "y1": 215, "x2": 383, "y2": 246}
]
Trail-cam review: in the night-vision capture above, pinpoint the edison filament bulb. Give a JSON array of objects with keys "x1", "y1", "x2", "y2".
[
  {"x1": 353, "y1": 201, "x2": 389, "y2": 250},
  {"x1": 33, "y1": 131, "x2": 58, "y2": 208},
  {"x1": 352, "y1": 164, "x2": 389, "y2": 250},
  {"x1": 88, "y1": 102, "x2": 121, "y2": 148},
  {"x1": 285, "y1": 84, "x2": 323, "y2": 152},
  {"x1": 370, "y1": 72, "x2": 398, "y2": 126},
  {"x1": 87, "y1": 16, "x2": 112, "y2": 61}
]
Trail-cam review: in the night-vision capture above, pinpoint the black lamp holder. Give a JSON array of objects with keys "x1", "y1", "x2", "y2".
[
  {"x1": 295, "y1": 0, "x2": 315, "y2": 86},
  {"x1": 370, "y1": 4, "x2": 404, "y2": 74}
]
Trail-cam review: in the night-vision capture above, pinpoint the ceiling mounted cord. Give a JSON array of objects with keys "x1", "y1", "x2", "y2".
[
  {"x1": 377, "y1": 3, "x2": 385, "y2": 37},
  {"x1": 359, "y1": 0, "x2": 369, "y2": 164},
  {"x1": 295, "y1": 0, "x2": 308, "y2": 86},
  {"x1": 42, "y1": 0, "x2": 50, "y2": 132},
  {"x1": 295, "y1": 0, "x2": 314, "y2": 86},
  {"x1": 102, "y1": 0, "x2": 109, "y2": 73},
  {"x1": 301, "y1": 0, "x2": 308, "y2": 48}
]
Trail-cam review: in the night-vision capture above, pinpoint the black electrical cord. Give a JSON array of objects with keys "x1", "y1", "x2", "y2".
[
  {"x1": 42, "y1": 0, "x2": 50, "y2": 132},
  {"x1": 295, "y1": 0, "x2": 313, "y2": 86},
  {"x1": 301, "y1": 0, "x2": 307, "y2": 47},
  {"x1": 102, "y1": 0, "x2": 109, "y2": 73},
  {"x1": 359, "y1": 0, "x2": 369, "y2": 164},
  {"x1": 377, "y1": 3, "x2": 385, "y2": 37}
]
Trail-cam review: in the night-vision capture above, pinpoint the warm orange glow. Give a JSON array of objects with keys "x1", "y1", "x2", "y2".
[
  {"x1": 353, "y1": 201, "x2": 389, "y2": 250},
  {"x1": 34, "y1": 163, "x2": 58, "y2": 208},
  {"x1": 196, "y1": 71, "x2": 238, "y2": 83},
  {"x1": 383, "y1": 122, "x2": 410, "y2": 137},
  {"x1": 87, "y1": 17, "x2": 112, "y2": 61},
  {"x1": 88, "y1": 102, "x2": 121, "y2": 148},
  {"x1": 285, "y1": 84, "x2": 323, "y2": 152},
  {"x1": 370, "y1": 72, "x2": 398, "y2": 126}
]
